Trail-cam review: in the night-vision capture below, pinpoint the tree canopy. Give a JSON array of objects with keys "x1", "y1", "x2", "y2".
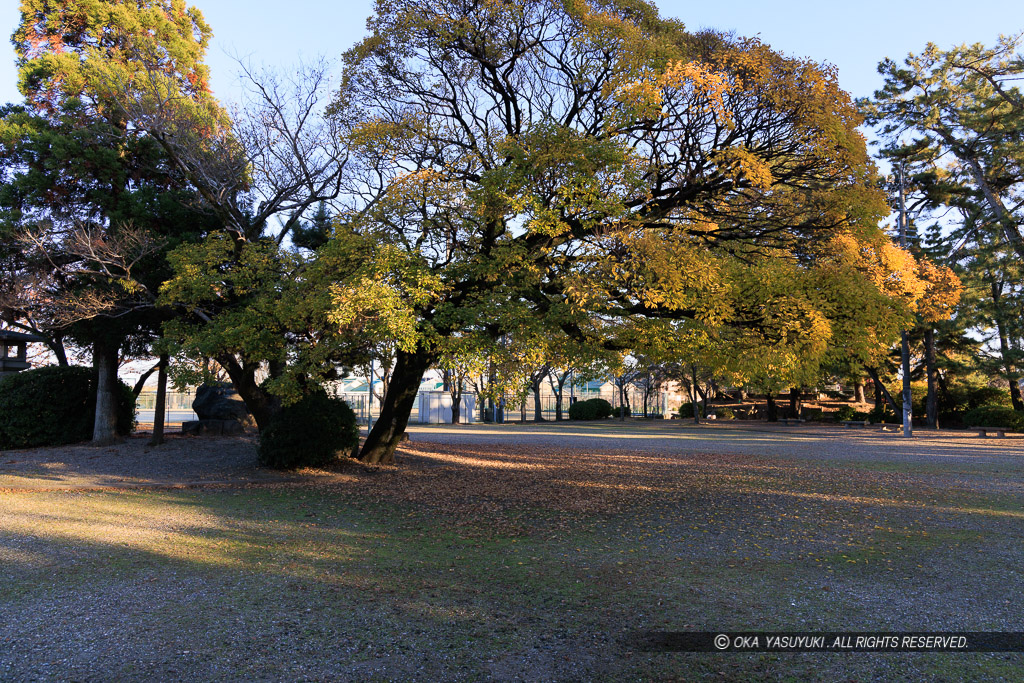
[
  {"x1": 321, "y1": 0, "x2": 922, "y2": 461},
  {"x1": 1, "y1": 0, "x2": 961, "y2": 456}
]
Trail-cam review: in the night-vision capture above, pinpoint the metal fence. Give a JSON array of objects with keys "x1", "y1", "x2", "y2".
[
  {"x1": 133, "y1": 389, "x2": 404, "y2": 428},
  {"x1": 481, "y1": 388, "x2": 667, "y2": 422},
  {"x1": 331, "y1": 391, "x2": 412, "y2": 424},
  {"x1": 133, "y1": 387, "x2": 665, "y2": 428},
  {"x1": 135, "y1": 391, "x2": 198, "y2": 426}
]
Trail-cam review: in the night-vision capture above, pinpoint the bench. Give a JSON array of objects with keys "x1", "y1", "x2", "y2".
[
  {"x1": 842, "y1": 420, "x2": 869, "y2": 428},
  {"x1": 779, "y1": 418, "x2": 805, "y2": 425},
  {"x1": 971, "y1": 426, "x2": 1012, "y2": 438}
]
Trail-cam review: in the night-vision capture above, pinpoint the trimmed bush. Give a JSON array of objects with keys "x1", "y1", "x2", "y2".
[
  {"x1": 258, "y1": 390, "x2": 359, "y2": 469},
  {"x1": 568, "y1": 398, "x2": 614, "y2": 420},
  {"x1": 590, "y1": 398, "x2": 613, "y2": 419},
  {"x1": 715, "y1": 407, "x2": 735, "y2": 421},
  {"x1": 802, "y1": 407, "x2": 824, "y2": 422},
  {"x1": 569, "y1": 399, "x2": 597, "y2": 420},
  {"x1": 962, "y1": 405, "x2": 1024, "y2": 431},
  {"x1": 832, "y1": 404, "x2": 857, "y2": 423},
  {"x1": 0, "y1": 365, "x2": 135, "y2": 449},
  {"x1": 935, "y1": 384, "x2": 1012, "y2": 427}
]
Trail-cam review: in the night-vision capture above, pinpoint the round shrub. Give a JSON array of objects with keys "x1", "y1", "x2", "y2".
[
  {"x1": 258, "y1": 390, "x2": 359, "y2": 469},
  {"x1": 0, "y1": 365, "x2": 135, "y2": 449},
  {"x1": 962, "y1": 405, "x2": 1024, "y2": 431},
  {"x1": 590, "y1": 398, "x2": 613, "y2": 419},
  {"x1": 568, "y1": 399, "x2": 598, "y2": 420},
  {"x1": 715, "y1": 407, "x2": 735, "y2": 421},
  {"x1": 568, "y1": 398, "x2": 613, "y2": 420}
]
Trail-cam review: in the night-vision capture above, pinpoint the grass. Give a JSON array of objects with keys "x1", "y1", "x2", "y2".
[{"x1": 1, "y1": 433, "x2": 1022, "y2": 681}]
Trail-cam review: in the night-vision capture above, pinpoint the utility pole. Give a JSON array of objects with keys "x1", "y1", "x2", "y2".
[{"x1": 897, "y1": 161, "x2": 913, "y2": 438}]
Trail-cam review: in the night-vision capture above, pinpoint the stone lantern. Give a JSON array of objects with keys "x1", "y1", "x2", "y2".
[{"x1": 0, "y1": 330, "x2": 44, "y2": 377}]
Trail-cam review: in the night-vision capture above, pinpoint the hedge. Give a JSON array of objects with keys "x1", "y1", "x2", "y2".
[{"x1": 0, "y1": 365, "x2": 135, "y2": 449}]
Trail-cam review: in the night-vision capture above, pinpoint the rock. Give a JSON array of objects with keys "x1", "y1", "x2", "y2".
[
  {"x1": 192, "y1": 383, "x2": 254, "y2": 427},
  {"x1": 182, "y1": 419, "x2": 245, "y2": 436}
]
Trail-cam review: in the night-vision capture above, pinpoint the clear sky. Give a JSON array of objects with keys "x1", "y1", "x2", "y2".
[{"x1": 1, "y1": 0, "x2": 1021, "y2": 111}]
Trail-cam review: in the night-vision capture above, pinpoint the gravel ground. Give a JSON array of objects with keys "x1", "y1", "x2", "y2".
[
  {"x1": 0, "y1": 423, "x2": 1022, "y2": 681},
  {"x1": 0, "y1": 433, "x2": 285, "y2": 491},
  {"x1": 407, "y1": 420, "x2": 1024, "y2": 465}
]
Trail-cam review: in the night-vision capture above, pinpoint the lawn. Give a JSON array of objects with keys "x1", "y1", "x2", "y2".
[{"x1": 1, "y1": 424, "x2": 1022, "y2": 680}]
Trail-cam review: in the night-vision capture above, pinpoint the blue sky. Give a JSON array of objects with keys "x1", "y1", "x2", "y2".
[{"x1": 1, "y1": 0, "x2": 1021, "y2": 111}]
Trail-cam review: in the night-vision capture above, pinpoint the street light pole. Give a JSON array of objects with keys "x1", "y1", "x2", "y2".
[
  {"x1": 897, "y1": 161, "x2": 913, "y2": 438},
  {"x1": 367, "y1": 357, "x2": 374, "y2": 434}
]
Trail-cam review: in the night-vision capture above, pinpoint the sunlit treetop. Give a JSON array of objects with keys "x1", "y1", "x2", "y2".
[{"x1": 13, "y1": 0, "x2": 213, "y2": 121}]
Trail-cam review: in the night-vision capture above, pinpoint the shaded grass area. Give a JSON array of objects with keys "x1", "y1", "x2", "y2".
[{"x1": 1, "y1": 440, "x2": 1022, "y2": 681}]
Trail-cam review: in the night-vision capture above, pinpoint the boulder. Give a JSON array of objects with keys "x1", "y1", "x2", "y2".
[
  {"x1": 182, "y1": 419, "x2": 245, "y2": 436},
  {"x1": 192, "y1": 383, "x2": 254, "y2": 427}
]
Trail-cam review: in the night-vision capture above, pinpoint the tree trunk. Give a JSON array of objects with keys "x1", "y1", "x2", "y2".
[
  {"x1": 477, "y1": 377, "x2": 487, "y2": 422},
  {"x1": 532, "y1": 377, "x2": 545, "y2": 422},
  {"x1": 766, "y1": 394, "x2": 778, "y2": 422},
  {"x1": 854, "y1": 381, "x2": 866, "y2": 404},
  {"x1": 358, "y1": 346, "x2": 434, "y2": 464},
  {"x1": 643, "y1": 373, "x2": 650, "y2": 417},
  {"x1": 937, "y1": 368, "x2": 949, "y2": 398},
  {"x1": 50, "y1": 334, "x2": 69, "y2": 367},
  {"x1": 866, "y1": 366, "x2": 900, "y2": 415},
  {"x1": 486, "y1": 362, "x2": 495, "y2": 422},
  {"x1": 619, "y1": 380, "x2": 627, "y2": 421},
  {"x1": 1010, "y1": 375, "x2": 1024, "y2": 413},
  {"x1": 694, "y1": 377, "x2": 707, "y2": 415},
  {"x1": 150, "y1": 354, "x2": 169, "y2": 446},
  {"x1": 789, "y1": 387, "x2": 802, "y2": 418},
  {"x1": 925, "y1": 329, "x2": 939, "y2": 429},
  {"x1": 218, "y1": 355, "x2": 279, "y2": 431},
  {"x1": 132, "y1": 360, "x2": 162, "y2": 399},
  {"x1": 690, "y1": 366, "x2": 701, "y2": 424},
  {"x1": 450, "y1": 384, "x2": 462, "y2": 424},
  {"x1": 963, "y1": 153, "x2": 1024, "y2": 261},
  {"x1": 999, "y1": 333, "x2": 1024, "y2": 410},
  {"x1": 92, "y1": 339, "x2": 122, "y2": 446},
  {"x1": 992, "y1": 290, "x2": 1024, "y2": 411}
]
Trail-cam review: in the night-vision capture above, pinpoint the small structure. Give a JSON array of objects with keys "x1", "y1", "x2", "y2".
[
  {"x1": 0, "y1": 330, "x2": 43, "y2": 377},
  {"x1": 417, "y1": 391, "x2": 476, "y2": 424}
]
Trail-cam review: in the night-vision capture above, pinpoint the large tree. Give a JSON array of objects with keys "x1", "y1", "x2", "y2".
[
  {"x1": 7, "y1": 0, "x2": 363, "y2": 431},
  {"x1": 861, "y1": 36, "x2": 1024, "y2": 411},
  {"x1": 862, "y1": 36, "x2": 1024, "y2": 258},
  {"x1": 329, "y1": 0, "x2": 908, "y2": 463},
  {"x1": 2, "y1": 0, "x2": 216, "y2": 443}
]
